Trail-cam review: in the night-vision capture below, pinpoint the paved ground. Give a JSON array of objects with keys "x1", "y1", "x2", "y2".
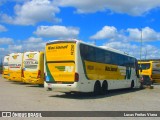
[{"x1": 0, "y1": 75, "x2": 160, "y2": 119}]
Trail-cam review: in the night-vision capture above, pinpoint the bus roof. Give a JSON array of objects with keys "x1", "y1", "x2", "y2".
[{"x1": 46, "y1": 39, "x2": 135, "y2": 58}]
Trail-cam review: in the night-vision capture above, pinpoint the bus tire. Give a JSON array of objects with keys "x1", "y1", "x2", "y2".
[
  {"x1": 93, "y1": 81, "x2": 101, "y2": 96},
  {"x1": 130, "y1": 80, "x2": 134, "y2": 89},
  {"x1": 101, "y1": 81, "x2": 108, "y2": 95}
]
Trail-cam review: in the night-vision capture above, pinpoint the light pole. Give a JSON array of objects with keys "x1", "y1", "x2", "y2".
[
  {"x1": 145, "y1": 47, "x2": 147, "y2": 60},
  {"x1": 140, "y1": 28, "x2": 143, "y2": 62},
  {"x1": 139, "y1": 28, "x2": 143, "y2": 75}
]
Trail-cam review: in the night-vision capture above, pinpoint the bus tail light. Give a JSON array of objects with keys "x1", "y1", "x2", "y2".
[
  {"x1": 37, "y1": 70, "x2": 41, "y2": 78},
  {"x1": 75, "y1": 73, "x2": 79, "y2": 82},
  {"x1": 22, "y1": 69, "x2": 24, "y2": 77}
]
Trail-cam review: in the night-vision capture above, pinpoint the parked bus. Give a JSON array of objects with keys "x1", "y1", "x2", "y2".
[
  {"x1": 22, "y1": 51, "x2": 44, "y2": 86},
  {"x1": 8, "y1": 53, "x2": 23, "y2": 82},
  {"x1": 138, "y1": 60, "x2": 160, "y2": 83},
  {"x1": 2, "y1": 55, "x2": 9, "y2": 79},
  {"x1": 44, "y1": 40, "x2": 140, "y2": 95}
]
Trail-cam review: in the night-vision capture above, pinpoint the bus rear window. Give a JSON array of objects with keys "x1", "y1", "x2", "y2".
[
  {"x1": 3, "y1": 62, "x2": 8, "y2": 66},
  {"x1": 24, "y1": 59, "x2": 38, "y2": 69},
  {"x1": 24, "y1": 65, "x2": 38, "y2": 69}
]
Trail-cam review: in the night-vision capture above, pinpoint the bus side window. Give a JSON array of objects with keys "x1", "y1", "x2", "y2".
[
  {"x1": 96, "y1": 49, "x2": 104, "y2": 63},
  {"x1": 80, "y1": 44, "x2": 88, "y2": 60},
  {"x1": 87, "y1": 46, "x2": 95, "y2": 62},
  {"x1": 105, "y1": 51, "x2": 111, "y2": 64},
  {"x1": 111, "y1": 53, "x2": 119, "y2": 65}
]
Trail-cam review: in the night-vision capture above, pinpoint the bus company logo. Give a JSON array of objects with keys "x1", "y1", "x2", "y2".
[
  {"x1": 48, "y1": 45, "x2": 68, "y2": 50},
  {"x1": 27, "y1": 53, "x2": 36, "y2": 59},
  {"x1": 12, "y1": 55, "x2": 19, "y2": 59},
  {"x1": 55, "y1": 66, "x2": 74, "y2": 72}
]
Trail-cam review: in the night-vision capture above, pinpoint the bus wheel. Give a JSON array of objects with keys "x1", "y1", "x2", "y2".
[
  {"x1": 130, "y1": 81, "x2": 134, "y2": 89},
  {"x1": 93, "y1": 81, "x2": 101, "y2": 96},
  {"x1": 101, "y1": 81, "x2": 108, "y2": 95}
]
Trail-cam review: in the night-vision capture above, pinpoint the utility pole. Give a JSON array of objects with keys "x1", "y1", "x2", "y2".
[
  {"x1": 140, "y1": 28, "x2": 143, "y2": 62},
  {"x1": 145, "y1": 48, "x2": 147, "y2": 60},
  {"x1": 139, "y1": 28, "x2": 143, "y2": 74}
]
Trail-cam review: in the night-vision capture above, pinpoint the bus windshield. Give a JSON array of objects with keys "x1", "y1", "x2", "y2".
[{"x1": 139, "y1": 63, "x2": 150, "y2": 70}]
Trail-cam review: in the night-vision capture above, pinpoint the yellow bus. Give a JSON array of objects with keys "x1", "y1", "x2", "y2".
[
  {"x1": 138, "y1": 60, "x2": 160, "y2": 83},
  {"x1": 8, "y1": 53, "x2": 23, "y2": 82},
  {"x1": 22, "y1": 51, "x2": 44, "y2": 86},
  {"x1": 2, "y1": 55, "x2": 9, "y2": 79},
  {"x1": 44, "y1": 40, "x2": 140, "y2": 95}
]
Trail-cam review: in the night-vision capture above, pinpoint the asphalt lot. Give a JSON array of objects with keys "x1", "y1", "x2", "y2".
[{"x1": 0, "y1": 75, "x2": 160, "y2": 119}]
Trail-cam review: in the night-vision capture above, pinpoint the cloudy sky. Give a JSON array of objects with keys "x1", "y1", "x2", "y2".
[{"x1": 0, "y1": 0, "x2": 160, "y2": 62}]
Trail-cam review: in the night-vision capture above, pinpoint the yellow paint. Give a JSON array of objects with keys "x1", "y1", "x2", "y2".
[
  {"x1": 8, "y1": 70, "x2": 22, "y2": 82},
  {"x1": 84, "y1": 60, "x2": 125, "y2": 80},
  {"x1": 2, "y1": 69, "x2": 9, "y2": 79},
  {"x1": 22, "y1": 71, "x2": 44, "y2": 84},
  {"x1": 138, "y1": 61, "x2": 160, "y2": 83},
  {"x1": 48, "y1": 62, "x2": 75, "y2": 82},
  {"x1": 12, "y1": 55, "x2": 19, "y2": 59},
  {"x1": 8, "y1": 53, "x2": 23, "y2": 82},
  {"x1": 138, "y1": 61, "x2": 152, "y2": 77},
  {"x1": 46, "y1": 43, "x2": 75, "y2": 62},
  {"x1": 27, "y1": 53, "x2": 36, "y2": 59},
  {"x1": 46, "y1": 42, "x2": 76, "y2": 82},
  {"x1": 2, "y1": 55, "x2": 9, "y2": 79},
  {"x1": 22, "y1": 51, "x2": 44, "y2": 85}
]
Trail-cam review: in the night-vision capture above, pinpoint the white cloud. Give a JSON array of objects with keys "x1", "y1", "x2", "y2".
[
  {"x1": 90, "y1": 26, "x2": 127, "y2": 41},
  {"x1": 22, "y1": 37, "x2": 46, "y2": 51},
  {"x1": 8, "y1": 45, "x2": 22, "y2": 52},
  {"x1": 1, "y1": 0, "x2": 61, "y2": 25},
  {"x1": 90, "y1": 26, "x2": 117, "y2": 40},
  {"x1": 23, "y1": 37, "x2": 43, "y2": 43},
  {"x1": 56, "y1": 0, "x2": 160, "y2": 16},
  {"x1": 0, "y1": 47, "x2": 9, "y2": 62},
  {"x1": 127, "y1": 27, "x2": 160, "y2": 42},
  {"x1": 90, "y1": 26, "x2": 160, "y2": 42},
  {"x1": 34, "y1": 25, "x2": 79, "y2": 39},
  {"x1": 0, "y1": 37, "x2": 13, "y2": 44},
  {"x1": 4, "y1": 37, "x2": 46, "y2": 53},
  {"x1": 91, "y1": 26, "x2": 160, "y2": 59},
  {"x1": 0, "y1": 24, "x2": 7, "y2": 32},
  {"x1": 0, "y1": 37, "x2": 46, "y2": 54},
  {"x1": 103, "y1": 41, "x2": 160, "y2": 59}
]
